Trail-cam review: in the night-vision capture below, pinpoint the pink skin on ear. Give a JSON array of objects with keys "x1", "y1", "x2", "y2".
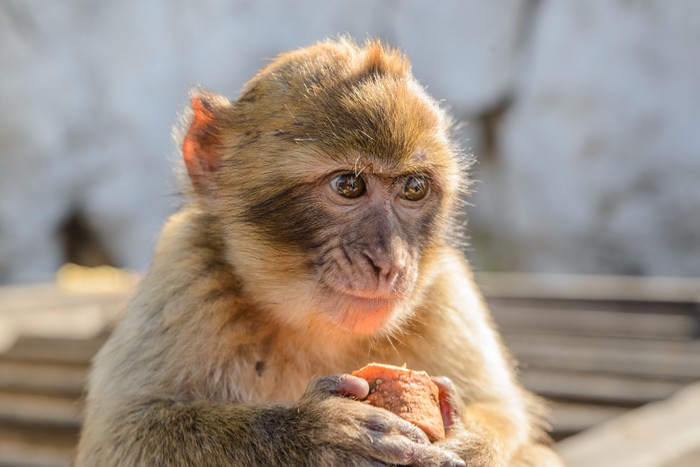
[{"x1": 182, "y1": 96, "x2": 223, "y2": 189}]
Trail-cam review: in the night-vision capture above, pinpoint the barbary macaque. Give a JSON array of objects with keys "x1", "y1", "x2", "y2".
[{"x1": 76, "y1": 39, "x2": 563, "y2": 466}]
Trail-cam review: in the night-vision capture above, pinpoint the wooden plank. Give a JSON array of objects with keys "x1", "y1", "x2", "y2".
[
  {"x1": 548, "y1": 401, "x2": 629, "y2": 440},
  {"x1": 504, "y1": 333, "x2": 700, "y2": 380},
  {"x1": 491, "y1": 305, "x2": 697, "y2": 340},
  {"x1": 477, "y1": 272, "x2": 700, "y2": 303},
  {"x1": 2, "y1": 335, "x2": 106, "y2": 365},
  {"x1": 0, "y1": 423, "x2": 76, "y2": 467},
  {"x1": 0, "y1": 441, "x2": 72, "y2": 467},
  {"x1": 0, "y1": 361, "x2": 87, "y2": 397},
  {"x1": 0, "y1": 302, "x2": 122, "y2": 353},
  {"x1": 0, "y1": 265, "x2": 136, "y2": 315},
  {"x1": 556, "y1": 381, "x2": 700, "y2": 467},
  {"x1": 0, "y1": 282, "x2": 129, "y2": 315},
  {"x1": 662, "y1": 447, "x2": 700, "y2": 467},
  {"x1": 0, "y1": 273, "x2": 130, "y2": 354},
  {"x1": 0, "y1": 282, "x2": 100, "y2": 310},
  {"x1": 520, "y1": 369, "x2": 684, "y2": 405},
  {"x1": 0, "y1": 391, "x2": 81, "y2": 428},
  {"x1": 504, "y1": 332, "x2": 700, "y2": 354},
  {"x1": 489, "y1": 296, "x2": 698, "y2": 317}
]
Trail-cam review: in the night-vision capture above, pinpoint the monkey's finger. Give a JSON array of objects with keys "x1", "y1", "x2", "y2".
[
  {"x1": 363, "y1": 411, "x2": 430, "y2": 445},
  {"x1": 366, "y1": 434, "x2": 466, "y2": 467},
  {"x1": 305, "y1": 374, "x2": 370, "y2": 400},
  {"x1": 432, "y1": 376, "x2": 465, "y2": 430}
]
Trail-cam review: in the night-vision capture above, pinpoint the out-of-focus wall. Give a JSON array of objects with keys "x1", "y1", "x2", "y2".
[
  {"x1": 0, "y1": 0, "x2": 698, "y2": 283},
  {"x1": 472, "y1": 0, "x2": 700, "y2": 276}
]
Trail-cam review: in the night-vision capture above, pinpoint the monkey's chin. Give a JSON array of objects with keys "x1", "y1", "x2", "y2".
[{"x1": 327, "y1": 293, "x2": 401, "y2": 335}]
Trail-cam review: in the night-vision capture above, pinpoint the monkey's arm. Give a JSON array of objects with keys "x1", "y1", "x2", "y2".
[
  {"x1": 77, "y1": 375, "x2": 465, "y2": 467},
  {"x1": 84, "y1": 398, "x2": 306, "y2": 466}
]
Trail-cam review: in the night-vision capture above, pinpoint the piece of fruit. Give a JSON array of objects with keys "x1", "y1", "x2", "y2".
[{"x1": 352, "y1": 363, "x2": 445, "y2": 442}]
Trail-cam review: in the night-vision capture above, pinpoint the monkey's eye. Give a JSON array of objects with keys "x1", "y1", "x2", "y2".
[
  {"x1": 331, "y1": 173, "x2": 366, "y2": 198},
  {"x1": 401, "y1": 175, "x2": 429, "y2": 201}
]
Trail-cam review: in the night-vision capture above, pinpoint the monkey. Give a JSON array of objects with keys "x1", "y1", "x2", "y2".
[{"x1": 75, "y1": 38, "x2": 563, "y2": 466}]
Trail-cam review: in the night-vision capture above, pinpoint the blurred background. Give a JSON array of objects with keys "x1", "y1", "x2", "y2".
[
  {"x1": 2, "y1": 0, "x2": 699, "y2": 283},
  {"x1": 1, "y1": 1, "x2": 700, "y2": 466}
]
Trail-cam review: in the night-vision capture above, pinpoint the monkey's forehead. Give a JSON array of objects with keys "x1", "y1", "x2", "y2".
[
  {"x1": 233, "y1": 96, "x2": 451, "y2": 174},
  {"x1": 222, "y1": 39, "x2": 456, "y2": 171}
]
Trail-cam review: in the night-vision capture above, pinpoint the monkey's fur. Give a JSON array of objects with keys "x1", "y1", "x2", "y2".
[{"x1": 76, "y1": 39, "x2": 563, "y2": 466}]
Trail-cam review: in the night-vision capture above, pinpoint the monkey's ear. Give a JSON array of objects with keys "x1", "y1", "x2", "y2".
[{"x1": 182, "y1": 90, "x2": 233, "y2": 194}]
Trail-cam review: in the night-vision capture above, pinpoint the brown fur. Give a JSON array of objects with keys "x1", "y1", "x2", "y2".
[{"x1": 76, "y1": 38, "x2": 562, "y2": 466}]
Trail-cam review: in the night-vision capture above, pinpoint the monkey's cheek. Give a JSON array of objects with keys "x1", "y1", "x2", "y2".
[{"x1": 328, "y1": 296, "x2": 400, "y2": 335}]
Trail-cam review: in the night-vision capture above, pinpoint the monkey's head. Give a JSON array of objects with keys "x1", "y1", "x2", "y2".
[{"x1": 182, "y1": 39, "x2": 466, "y2": 337}]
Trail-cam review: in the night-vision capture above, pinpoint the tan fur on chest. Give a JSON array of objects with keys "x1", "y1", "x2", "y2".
[
  {"x1": 218, "y1": 333, "x2": 324, "y2": 404},
  {"x1": 182, "y1": 310, "x2": 358, "y2": 404}
]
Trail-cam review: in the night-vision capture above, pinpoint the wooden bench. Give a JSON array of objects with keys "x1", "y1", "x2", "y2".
[
  {"x1": 1, "y1": 272, "x2": 698, "y2": 466},
  {"x1": 556, "y1": 381, "x2": 700, "y2": 467}
]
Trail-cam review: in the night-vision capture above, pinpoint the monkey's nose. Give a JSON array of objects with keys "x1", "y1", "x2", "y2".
[{"x1": 363, "y1": 249, "x2": 401, "y2": 288}]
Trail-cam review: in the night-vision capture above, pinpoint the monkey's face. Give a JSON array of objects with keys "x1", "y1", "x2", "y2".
[
  {"x1": 229, "y1": 147, "x2": 459, "y2": 336},
  {"x1": 324, "y1": 170, "x2": 440, "y2": 333},
  {"x1": 294, "y1": 164, "x2": 442, "y2": 335},
  {"x1": 182, "y1": 40, "x2": 465, "y2": 336}
]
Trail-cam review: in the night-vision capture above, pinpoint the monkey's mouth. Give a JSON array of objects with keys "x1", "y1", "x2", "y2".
[
  {"x1": 334, "y1": 288, "x2": 403, "y2": 300},
  {"x1": 323, "y1": 287, "x2": 403, "y2": 335}
]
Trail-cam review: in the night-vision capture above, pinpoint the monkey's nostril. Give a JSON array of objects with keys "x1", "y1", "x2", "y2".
[
  {"x1": 385, "y1": 267, "x2": 399, "y2": 284},
  {"x1": 368, "y1": 256, "x2": 383, "y2": 275},
  {"x1": 363, "y1": 250, "x2": 385, "y2": 276},
  {"x1": 362, "y1": 250, "x2": 399, "y2": 287}
]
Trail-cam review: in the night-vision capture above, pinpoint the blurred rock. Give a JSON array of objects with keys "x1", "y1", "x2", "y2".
[
  {"x1": 473, "y1": 0, "x2": 700, "y2": 276},
  {"x1": 0, "y1": 2, "x2": 178, "y2": 282},
  {"x1": 390, "y1": 0, "x2": 530, "y2": 112}
]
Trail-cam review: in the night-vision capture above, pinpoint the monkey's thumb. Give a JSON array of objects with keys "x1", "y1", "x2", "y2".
[{"x1": 304, "y1": 375, "x2": 370, "y2": 400}]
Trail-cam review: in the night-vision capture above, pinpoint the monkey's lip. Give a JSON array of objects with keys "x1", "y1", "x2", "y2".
[{"x1": 330, "y1": 287, "x2": 402, "y2": 301}]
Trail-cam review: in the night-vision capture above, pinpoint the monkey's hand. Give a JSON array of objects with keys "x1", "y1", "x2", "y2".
[
  {"x1": 431, "y1": 377, "x2": 501, "y2": 467},
  {"x1": 295, "y1": 375, "x2": 466, "y2": 466}
]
